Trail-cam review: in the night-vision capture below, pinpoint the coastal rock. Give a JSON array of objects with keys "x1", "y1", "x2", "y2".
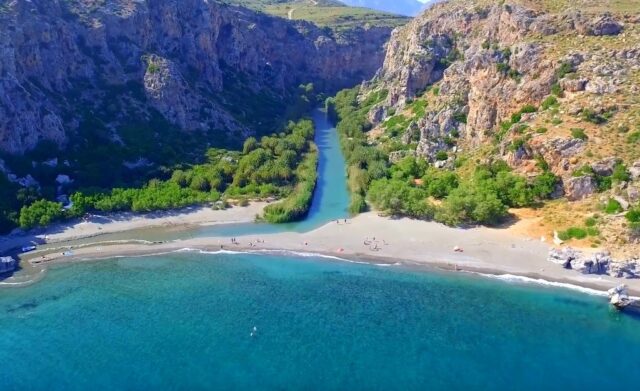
[
  {"x1": 628, "y1": 161, "x2": 640, "y2": 180},
  {"x1": 582, "y1": 15, "x2": 624, "y2": 36},
  {"x1": 560, "y1": 78, "x2": 587, "y2": 92},
  {"x1": 367, "y1": 105, "x2": 387, "y2": 126},
  {"x1": 0, "y1": 256, "x2": 17, "y2": 274},
  {"x1": 585, "y1": 78, "x2": 618, "y2": 94},
  {"x1": 591, "y1": 157, "x2": 619, "y2": 177},
  {"x1": 548, "y1": 247, "x2": 637, "y2": 278},
  {"x1": 627, "y1": 186, "x2": 640, "y2": 203},
  {"x1": 564, "y1": 175, "x2": 597, "y2": 201}
]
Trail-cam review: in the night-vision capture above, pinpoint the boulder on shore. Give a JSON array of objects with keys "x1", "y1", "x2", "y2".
[
  {"x1": 0, "y1": 257, "x2": 18, "y2": 274},
  {"x1": 548, "y1": 247, "x2": 638, "y2": 278}
]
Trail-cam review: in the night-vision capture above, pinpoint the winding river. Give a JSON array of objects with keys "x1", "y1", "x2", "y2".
[{"x1": 2, "y1": 108, "x2": 640, "y2": 389}]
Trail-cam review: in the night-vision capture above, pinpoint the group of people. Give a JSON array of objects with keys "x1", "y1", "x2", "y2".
[
  {"x1": 229, "y1": 237, "x2": 266, "y2": 247},
  {"x1": 363, "y1": 236, "x2": 387, "y2": 252}
]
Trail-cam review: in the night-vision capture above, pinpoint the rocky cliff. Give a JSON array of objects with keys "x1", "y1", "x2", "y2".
[
  {"x1": 0, "y1": 0, "x2": 391, "y2": 155},
  {"x1": 358, "y1": 0, "x2": 640, "y2": 255}
]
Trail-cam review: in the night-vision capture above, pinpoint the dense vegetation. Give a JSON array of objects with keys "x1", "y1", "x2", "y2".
[
  {"x1": 327, "y1": 86, "x2": 560, "y2": 226},
  {"x1": 326, "y1": 87, "x2": 390, "y2": 214},
  {"x1": 14, "y1": 119, "x2": 317, "y2": 230},
  {"x1": 0, "y1": 84, "x2": 319, "y2": 233}
]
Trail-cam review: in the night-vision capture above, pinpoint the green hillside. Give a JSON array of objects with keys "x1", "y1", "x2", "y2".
[{"x1": 223, "y1": 0, "x2": 409, "y2": 29}]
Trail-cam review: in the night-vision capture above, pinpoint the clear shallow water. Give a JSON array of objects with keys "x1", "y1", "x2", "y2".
[
  {"x1": 30, "y1": 108, "x2": 349, "y2": 250},
  {"x1": 181, "y1": 108, "x2": 350, "y2": 238},
  {"x1": 1, "y1": 252, "x2": 640, "y2": 390}
]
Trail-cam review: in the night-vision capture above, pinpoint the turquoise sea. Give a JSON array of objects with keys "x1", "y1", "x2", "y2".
[
  {"x1": 3, "y1": 109, "x2": 640, "y2": 389},
  {"x1": 1, "y1": 251, "x2": 640, "y2": 390}
]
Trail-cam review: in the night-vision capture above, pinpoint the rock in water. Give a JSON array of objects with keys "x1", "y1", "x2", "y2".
[
  {"x1": 0, "y1": 257, "x2": 18, "y2": 274},
  {"x1": 608, "y1": 284, "x2": 632, "y2": 309}
]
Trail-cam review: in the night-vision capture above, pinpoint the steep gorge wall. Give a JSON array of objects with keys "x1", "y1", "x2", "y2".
[
  {"x1": 369, "y1": 1, "x2": 631, "y2": 143},
  {"x1": 0, "y1": 0, "x2": 391, "y2": 154}
]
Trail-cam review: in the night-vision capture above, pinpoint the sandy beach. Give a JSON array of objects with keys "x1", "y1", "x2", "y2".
[
  {"x1": 0, "y1": 202, "x2": 266, "y2": 254},
  {"x1": 4, "y1": 204, "x2": 638, "y2": 295}
]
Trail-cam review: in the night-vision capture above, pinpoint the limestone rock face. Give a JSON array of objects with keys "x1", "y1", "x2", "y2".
[
  {"x1": 591, "y1": 157, "x2": 620, "y2": 177},
  {"x1": 577, "y1": 15, "x2": 624, "y2": 36},
  {"x1": 0, "y1": 0, "x2": 392, "y2": 154},
  {"x1": 629, "y1": 161, "x2": 640, "y2": 180},
  {"x1": 564, "y1": 176, "x2": 597, "y2": 201},
  {"x1": 370, "y1": 2, "x2": 572, "y2": 154}
]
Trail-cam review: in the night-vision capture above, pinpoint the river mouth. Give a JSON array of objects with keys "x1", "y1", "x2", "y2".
[{"x1": 20, "y1": 108, "x2": 350, "y2": 251}]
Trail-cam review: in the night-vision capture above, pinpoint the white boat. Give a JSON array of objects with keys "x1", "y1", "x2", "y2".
[{"x1": 20, "y1": 245, "x2": 36, "y2": 253}]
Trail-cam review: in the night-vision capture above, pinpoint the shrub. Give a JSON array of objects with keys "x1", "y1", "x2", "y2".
[
  {"x1": 147, "y1": 62, "x2": 160, "y2": 74},
  {"x1": 581, "y1": 108, "x2": 606, "y2": 125},
  {"x1": 626, "y1": 131, "x2": 640, "y2": 143},
  {"x1": 19, "y1": 200, "x2": 64, "y2": 229},
  {"x1": 586, "y1": 227, "x2": 600, "y2": 237},
  {"x1": 437, "y1": 183, "x2": 508, "y2": 226},
  {"x1": 509, "y1": 138, "x2": 526, "y2": 152},
  {"x1": 604, "y1": 198, "x2": 622, "y2": 214},
  {"x1": 556, "y1": 62, "x2": 574, "y2": 79},
  {"x1": 519, "y1": 104, "x2": 537, "y2": 114},
  {"x1": 571, "y1": 128, "x2": 588, "y2": 140},
  {"x1": 612, "y1": 163, "x2": 630, "y2": 183},
  {"x1": 496, "y1": 62, "x2": 509, "y2": 74},
  {"x1": 584, "y1": 217, "x2": 597, "y2": 227},
  {"x1": 558, "y1": 227, "x2": 588, "y2": 241},
  {"x1": 349, "y1": 194, "x2": 367, "y2": 214},
  {"x1": 453, "y1": 112, "x2": 468, "y2": 124},
  {"x1": 531, "y1": 172, "x2": 558, "y2": 199},
  {"x1": 536, "y1": 127, "x2": 548, "y2": 134},
  {"x1": 551, "y1": 83, "x2": 563, "y2": 97},
  {"x1": 541, "y1": 96, "x2": 558, "y2": 110},
  {"x1": 424, "y1": 169, "x2": 459, "y2": 199},
  {"x1": 626, "y1": 209, "x2": 640, "y2": 223},
  {"x1": 435, "y1": 151, "x2": 448, "y2": 161},
  {"x1": 572, "y1": 165, "x2": 594, "y2": 177},
  {"x1": 510, "y1": 112, "x2": 522, "y2": 123},
  {"x1": 508, "y1": 69, "x2": 521, "y2": 82}
]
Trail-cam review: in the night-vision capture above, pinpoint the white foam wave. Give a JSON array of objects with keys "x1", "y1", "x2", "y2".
[
  {"x1": 471, "y1": 272, "x2": 608, "y2": 296},
  {"x1": 172, "y1": 247, "x2": 400, "y2": 267}
]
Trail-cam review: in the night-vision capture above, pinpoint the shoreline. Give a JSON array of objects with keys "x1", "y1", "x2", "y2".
[
  {"x1": 5, "y1": 209, "x2": 639, "y2": 296},
  {"x1": 19, "y1": 244, "x2": 630, "y2": 297},
  {"x1": 0, "y1": 203, "x2": 267, "y2": 254}
]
